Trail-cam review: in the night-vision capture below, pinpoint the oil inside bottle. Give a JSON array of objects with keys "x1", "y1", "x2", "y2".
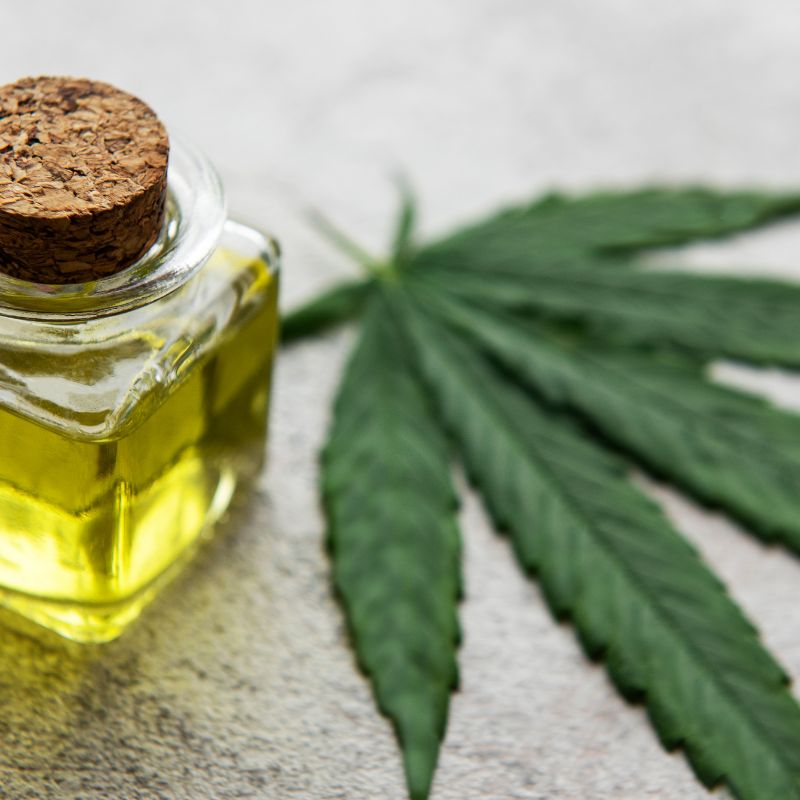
[{"x1": 0, "y1": 247, "x2": 278, "y2": 642}]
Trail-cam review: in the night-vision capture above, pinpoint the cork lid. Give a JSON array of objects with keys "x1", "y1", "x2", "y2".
[{"x1": 0, "y1": 76, "x2": 169, "y2": 284}]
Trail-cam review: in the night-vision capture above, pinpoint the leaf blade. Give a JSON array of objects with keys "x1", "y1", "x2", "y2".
[
  {"x1": 322, "y1": 289, "x2": 462, "y2": 800},
  {"x1": 414, "y1": 264, "x2": 800, "y2": 367},
  {"x1": 281, "y1": 279, "x2": 373, "y2": 344},
  {"x1": 390, "y1": 177, "x2": 417, "y2": 268},
  {"x1": 412, "y1": 187, "x2": 800, "y2": 272},
  {"x1": 420, "y1": 289, "x2": 800, "y2": 553},
  {"x1": 397, "y1": 295, "x2": 800, "y2": 800}
]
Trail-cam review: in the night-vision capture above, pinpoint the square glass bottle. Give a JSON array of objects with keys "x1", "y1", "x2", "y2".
[{"x1": 0, "y1": 138, "x2": 280, "y2": 642}]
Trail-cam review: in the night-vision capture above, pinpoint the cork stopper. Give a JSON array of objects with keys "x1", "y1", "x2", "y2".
[{"x1": 0, "y1": 76, "x2": 169, "y2": 284}]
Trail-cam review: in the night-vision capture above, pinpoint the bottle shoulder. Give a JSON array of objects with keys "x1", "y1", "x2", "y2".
[{"x1": 0, "y1": 221, "x2": 279, "y2": 440}]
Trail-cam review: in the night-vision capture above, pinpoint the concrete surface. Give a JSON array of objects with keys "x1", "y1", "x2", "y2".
[{"x1": 3, "y1": 2, "x2": 800, "y2": 798}]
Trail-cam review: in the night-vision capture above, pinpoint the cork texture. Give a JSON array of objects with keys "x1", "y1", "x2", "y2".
[{"x1": 0, "y1": 76, "x2": 168, "y2": 284}]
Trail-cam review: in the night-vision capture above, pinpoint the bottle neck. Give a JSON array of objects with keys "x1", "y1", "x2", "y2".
[{"x1": 0, "y1": 137, "x2": 226, "y2": 323}]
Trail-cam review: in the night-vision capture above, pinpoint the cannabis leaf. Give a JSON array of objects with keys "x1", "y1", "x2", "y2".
[
  {"x1": 414, "y1": 187, "x2": 800, "y2": 271},
  {"x1": 408, "y1": 288, "x2": 800, "y2": 551},
  {"x1": 283, "y1": 186, "x2": 800, "y2": 800},
  {"x1": 412, "y1": 264, "x2": 800, "y2": 367},
  {"x1": 397, "y1": 294, "x2": 800, "y2": 799},
  {"x1": 323, "y1": 290, "x2": 462, "y2": 800},
  {"x1": 281, "y1": 278, "x2": 372, "y2": 343}
]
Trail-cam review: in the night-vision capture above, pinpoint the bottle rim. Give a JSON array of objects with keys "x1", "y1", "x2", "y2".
[{"x1": 0, "y1": 135, "x2": 227, "y2": 321}]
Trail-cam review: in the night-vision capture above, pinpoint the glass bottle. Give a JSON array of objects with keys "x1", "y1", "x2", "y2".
[{"x1": 0, "y1": 138, "x2": 280, "y2": 642}]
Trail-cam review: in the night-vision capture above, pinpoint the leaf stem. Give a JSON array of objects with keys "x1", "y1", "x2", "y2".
[{"x1": 308, "y1": 208, "x2": 390, "y2": 277}]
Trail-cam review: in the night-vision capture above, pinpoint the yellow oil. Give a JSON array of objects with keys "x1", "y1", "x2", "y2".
[{"x1": 0, "y1": 250, "x2": 279, "y2": 642}]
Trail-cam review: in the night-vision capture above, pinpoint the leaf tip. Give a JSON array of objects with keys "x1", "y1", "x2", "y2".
[{"x1": 403, "y1": 740, "x2": 439, "y2": 800}]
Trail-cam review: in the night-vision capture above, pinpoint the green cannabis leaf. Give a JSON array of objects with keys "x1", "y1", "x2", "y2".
[
  {"x1": 280, "y1": 278, "x2": 373, "y2": 343},
  {"x1": 412, "y1": 264, "x2": 800, "y2": 366},
  {"x1": 283, "y1": 186, "x2": 800, "y2": 800},
  {"x1": 323, "y1": 291, "x2": 461, "y2": 800},
  {"x1": 409, "y1": 289, "x2": 800, "y2": 551},
  {"x1": 398, "y1": 295, "x2": 800, "y2": 798},
  {"x1": 414, "y1": 187, "x2": 800, "y2": 271}
]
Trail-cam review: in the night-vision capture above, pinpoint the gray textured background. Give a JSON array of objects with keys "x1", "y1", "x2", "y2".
[{"x1": 2, "y1": 2, "x2": 800, "y2": 798}]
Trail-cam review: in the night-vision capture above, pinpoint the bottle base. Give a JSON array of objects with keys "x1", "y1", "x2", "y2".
[
  {"x1": 0, "y1": 465, "x2": 240, "y2": 644},
  {"x1": 0, "y1": 521, "x2": 216, "y2": 643}
]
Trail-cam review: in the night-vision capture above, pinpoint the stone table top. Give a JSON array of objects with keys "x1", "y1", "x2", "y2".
[{"x1": 2, "y1": 2, "x2": 800, "y2": 798}]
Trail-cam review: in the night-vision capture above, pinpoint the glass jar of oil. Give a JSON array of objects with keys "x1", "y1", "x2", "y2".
[{"x1": 0, "y1": 138, "x2": 280, "y2": 642}]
